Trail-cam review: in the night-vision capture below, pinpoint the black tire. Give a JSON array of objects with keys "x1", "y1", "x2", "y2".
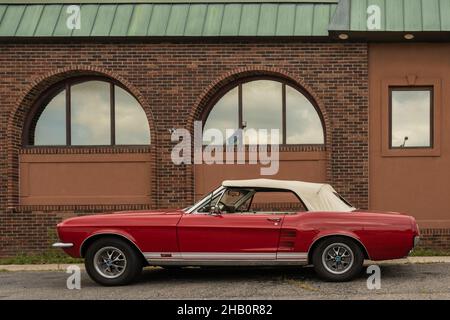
[
  {"x1": 85, "y1": 237, "x2": 143, "y2": 286},
  {"x1": 312, "y1": 236, "x2": 364, "y2": 282}
]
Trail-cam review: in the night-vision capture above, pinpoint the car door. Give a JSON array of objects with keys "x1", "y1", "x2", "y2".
[{"x1": 177, "y1": 212, "x2": 284, "y2": 261}]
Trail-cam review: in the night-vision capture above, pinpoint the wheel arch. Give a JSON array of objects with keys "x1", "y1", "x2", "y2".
[
  {"x1": 307, "y1": 234, "x2": 371, "y2": 263},
  {"x1": 80, "y1": 232, "x2": 147, "y2": 265}
]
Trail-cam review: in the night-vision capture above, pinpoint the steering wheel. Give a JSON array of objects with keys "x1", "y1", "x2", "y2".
[{"x1": 217, "y1": 201, "x2": 235, "y2": 213}]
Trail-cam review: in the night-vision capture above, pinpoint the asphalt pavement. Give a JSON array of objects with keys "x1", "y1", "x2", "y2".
[{"x1": 1, "y1": 263, "x2": 449, "y2": 299}]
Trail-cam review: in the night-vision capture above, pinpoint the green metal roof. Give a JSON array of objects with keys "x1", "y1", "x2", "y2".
[
  {"x1": 0, "y1": 1, "x2": 338, "y2": 37},
  {"x1": 331, "y1": 0, "x2": 450, "y2": 32},
  {"x1": 1, "y1": 0, "x2": 450, "y2": 39},
  {"x1": 0, "y1": 1, "x2": 339, "y2": 3}
]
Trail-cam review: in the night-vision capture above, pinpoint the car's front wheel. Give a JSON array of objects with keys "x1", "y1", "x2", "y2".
[
  {"x1": 312, "y1": 237, "x2": 364, "y2": 282},
  {"x1": 85, "y1": 237, "x2": 143, "y2": 286}
]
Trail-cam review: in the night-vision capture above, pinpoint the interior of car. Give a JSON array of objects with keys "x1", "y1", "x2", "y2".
[{"x1": 197, "y1": 187, "x2": 307, "y2": 215}]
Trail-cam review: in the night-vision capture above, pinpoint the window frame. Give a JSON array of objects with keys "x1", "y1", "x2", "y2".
[
  {"x1": 245, "y1": 188, "x2": 307, "y2": 214},
  {"x1": 380, "y1": 77, "x2": 441, "y2": 158},
  {"x1": 201, "y1": 76, "x2": 326, "y2": 146},
  {"x1": 388, "y1": 86, "x2": 434, "y2": 149},
  {"x1": 23, "y1": 76, "x2": 150, "y2": 147}
]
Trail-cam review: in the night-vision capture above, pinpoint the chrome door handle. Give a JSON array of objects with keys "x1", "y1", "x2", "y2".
[{"x1": 267, "y1": 218, "x2": 282, "y2": 222}]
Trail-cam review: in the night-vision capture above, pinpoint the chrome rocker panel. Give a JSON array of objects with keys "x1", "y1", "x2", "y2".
[{"x1": 144, "y1": 252, "x2": 309, "y2": 266}]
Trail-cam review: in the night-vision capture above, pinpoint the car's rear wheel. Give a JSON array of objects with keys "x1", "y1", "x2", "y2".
[
  {"x1": 312, "y1": 237, "x2": 364, "y2": 282},
  {"x1": 85, "y1": 237, "x2": 143, "y2": 286}
]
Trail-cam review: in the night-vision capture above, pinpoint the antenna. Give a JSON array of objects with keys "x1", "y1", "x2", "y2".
[{"x1": 400, "y1": 136, "x2": 409, "y2": 148}]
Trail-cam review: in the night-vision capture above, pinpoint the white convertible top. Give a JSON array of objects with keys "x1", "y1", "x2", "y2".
[{"x1": 222, "y1": 179, "x2": 355, "y2": 212}]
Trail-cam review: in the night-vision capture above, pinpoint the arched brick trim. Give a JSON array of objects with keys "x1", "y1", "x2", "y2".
[
  {"x1": 6, "y1": 66, "x2": 157, "y2": 210},
  {"x1": 187, "y1": 67, "x2": 333, "y2": 189}
]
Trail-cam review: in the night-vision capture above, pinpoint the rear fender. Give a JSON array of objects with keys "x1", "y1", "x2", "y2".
[{"x1": 307, "y1": 230, "x2": 371, "y2": 261}]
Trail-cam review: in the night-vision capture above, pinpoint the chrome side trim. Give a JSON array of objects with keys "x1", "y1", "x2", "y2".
[
  {"x1": 276, "y1": 252, "x2": 308, "y2": 261},
  {"x1": 182, "y1": 252, "x2": 276, "y2": 260},
  {"x1": 52, "y1": 242, "x2": 74, "y2": 248},
  {"x1": 144, "y1": 252, "x2": 183, "y2": 260},
  {"x1": 144, "y1": 252, "x2": 275, "y2": 260},
  {"x1": 149, "y1": 260, "x2": 307, "y2": 266},
  {"x1": 144, "y1": 252, "x2": 308, "y2": 266}
]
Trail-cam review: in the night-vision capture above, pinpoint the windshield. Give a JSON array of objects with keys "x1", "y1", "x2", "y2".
[
  {"x1": 187, "y1": 186, "x2": 224, "y2": 213},
  {"x1": 197, "y1": 191, "x2": 223, "y2": 213}
]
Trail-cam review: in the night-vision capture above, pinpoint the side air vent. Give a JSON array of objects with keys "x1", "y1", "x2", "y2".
[{"x1": 279, "y1": 229, "x2": 297, "y2": 250}]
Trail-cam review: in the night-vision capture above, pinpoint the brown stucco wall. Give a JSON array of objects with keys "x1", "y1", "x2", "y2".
[
  {"x1": 19, "y1": 152, "x2": 153, "y2": 205},
  {"x1": 0, "y1": 41, "x2": 369, "y2": 256},
  {"x1": 369, "y1": 43, "x2": 450, "y2": 247},
  {"x1": 194, "y1": 150, "x2": 327, "y2": 200}
]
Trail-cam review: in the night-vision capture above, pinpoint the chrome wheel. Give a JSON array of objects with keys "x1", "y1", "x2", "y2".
[
  {"x1": 321, "y1": 243, "x2": 354, "y2": 275},
  {"x1": 93, "y1": 246, "x2": 127, "y2": 279}
]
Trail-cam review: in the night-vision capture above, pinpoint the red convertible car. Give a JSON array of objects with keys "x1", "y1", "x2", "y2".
[{"x1": 53, "y1": 179, "x2": 420, "y2": 286}]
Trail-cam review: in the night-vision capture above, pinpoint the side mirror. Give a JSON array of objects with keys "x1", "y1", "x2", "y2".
[{"x1": 209, "y1": 205, "x2": 221, "y2": 216}]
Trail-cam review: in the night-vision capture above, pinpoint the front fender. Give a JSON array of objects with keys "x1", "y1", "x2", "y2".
[
  {"x1": 56, "y1": 225, "x2": 141, "y2": 258},
  {"x1": 79, "y1": 229, "x2": 141, "y2": 257}
]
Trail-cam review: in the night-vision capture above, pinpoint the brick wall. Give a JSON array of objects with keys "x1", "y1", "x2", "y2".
[
  {"x1": 0, "y1": 41, "x2": 371, "y2": 256},
  {"x1": 418, "y1": 229, "x2": 450, "y2": 251}
]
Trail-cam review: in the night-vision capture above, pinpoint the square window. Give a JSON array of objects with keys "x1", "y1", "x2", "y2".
[{"x1": 390, "y1": 87, "x2": 433, "y2": 148}]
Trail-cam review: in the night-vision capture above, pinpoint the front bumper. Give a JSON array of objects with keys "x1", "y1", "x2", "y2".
[{"x1": 52, "y1": 242, "x2": 74, "y2": 248}]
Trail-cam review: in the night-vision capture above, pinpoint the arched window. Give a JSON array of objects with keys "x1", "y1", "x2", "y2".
[
  {"x1": 203, "y1": 78, "x2": 324, "y2": 145},
  {"x1": 28, "y1": 77, "x2": 150, "y2": 146}
]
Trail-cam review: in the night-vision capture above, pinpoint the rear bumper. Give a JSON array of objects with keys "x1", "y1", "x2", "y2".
[
  {"x1": 52, "y1": 242, "x2": 74, "y2": 248},
  {"x1": 413, "y1": 236, "x2": 420, "y2": 248}
]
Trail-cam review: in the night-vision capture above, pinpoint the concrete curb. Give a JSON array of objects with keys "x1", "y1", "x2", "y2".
[
  {"x1": 368, "y1": 256, "x2": 450, "y2": 265},
  {"x1": 0, "y1": 257, "x2": 450, "y2": 272},
  {"x1": 0, "y1": 264, "x2": 84, "y2": 272}
]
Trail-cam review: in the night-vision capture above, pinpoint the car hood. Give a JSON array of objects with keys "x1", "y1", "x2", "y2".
[{"x1": 57, "y1": 209, "x2": 184, "y2": 227}]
